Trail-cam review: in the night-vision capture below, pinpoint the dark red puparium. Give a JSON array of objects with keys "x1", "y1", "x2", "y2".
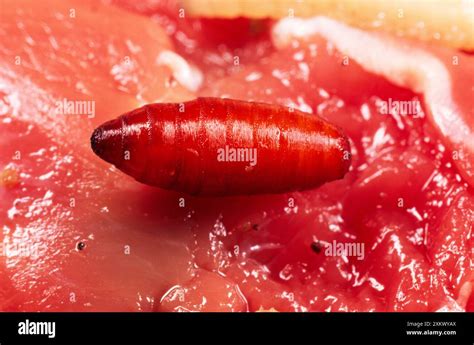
[{"x1": 91, "y1": 97, "x2": 351, "y2": 196}]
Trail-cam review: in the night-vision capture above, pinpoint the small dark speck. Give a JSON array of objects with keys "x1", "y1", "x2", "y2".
[
  {"x1": 252, "y1": 224, "x2": 259, "y2": 231},
  {"x1": 310, "y1": 241, "x2": 322, "y2": 254},
  {"x1": 76, "y1": 241, "x2": 86, "y2": 251}
]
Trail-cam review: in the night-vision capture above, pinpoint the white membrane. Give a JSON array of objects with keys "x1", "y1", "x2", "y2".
[{"x1": 156, "y1": 50, "x2": 203, "y2": 92}]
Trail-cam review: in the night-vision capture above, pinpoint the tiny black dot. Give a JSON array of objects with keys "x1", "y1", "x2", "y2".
[
  {"x1": 76, "y1": 241, "x2": 86, "y2": 251},
  {"x1": 251, "y1": 224, "x2": 259, "y2": 231},
  {"x1": 310, "y1": 241, "x2": 322, "y2": 254}
]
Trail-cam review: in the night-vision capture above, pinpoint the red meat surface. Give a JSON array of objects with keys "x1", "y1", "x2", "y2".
[{"x1": 0, "y1": 0, "x2": 472, "y2": 311}]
